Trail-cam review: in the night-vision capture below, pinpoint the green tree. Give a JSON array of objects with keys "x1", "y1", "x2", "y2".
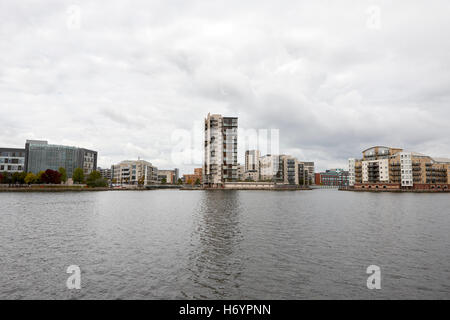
[
  {"x1": 177, "y1": 178, "x2": 183, "y2": 185},
  {"x1": 195, "y1": 178, "x2": 201, "y2": 185},
  {"x1": 86, "y1": 170, "x2": 108, "y2": 188},
  {"x1": 12, "y1": 172, "x2": 27, "y2": 184},
  {"x1": 36, "y1": 171, "x2": 45, "y2": 184},
  {"x1": 73, "y1": 168, "x2": 85, "y2": 184},
  {"x1": 25, "y1": 172, "x2": 37, "y2": 185},
  {"x1": 0, "y1": 171, "x2": 11, "y2": 184},
  {"x1": 161, "y1": 177, "x2": 167, "y2": 184},
  {"x1": 58, "y1": 167, "x2": 68, "y2": 183}
]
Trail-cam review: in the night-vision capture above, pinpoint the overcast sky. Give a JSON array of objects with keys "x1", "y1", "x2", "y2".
[{"x1": 1, "y1": 1, "x2": 450, "y2": 173}]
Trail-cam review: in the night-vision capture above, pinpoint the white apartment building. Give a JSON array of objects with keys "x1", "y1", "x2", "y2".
[
  {"x1": 362, "y1": 159, "x2": 389, "y2": 183},
  {"x1": 203, "y1": 113, "x2": 238, "y2": 186},
  {"x1": 400, "y1": 152, "x2": 413, "y2": 187},
  {"x1": 112, "y1": 160, "x2": 158, "y2": 185},
  {"x1": 0, "y1": 148, "x2": 25, "y2": 173},
  {"x1": 348, "y1": 158, "x2": 356, "y2": 186}
]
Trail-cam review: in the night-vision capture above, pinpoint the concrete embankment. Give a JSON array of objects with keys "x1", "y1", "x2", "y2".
[
  {"x1": 339, "y1": 188, "x2": 450, "y2": 193},
  {"x1": 0, "y1": 186, "x2": 110, "y2": 192}
]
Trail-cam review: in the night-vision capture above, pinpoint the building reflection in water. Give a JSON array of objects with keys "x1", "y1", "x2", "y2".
[{"x1": 183, "y1": 190, "x2": 245, "y2": 299}]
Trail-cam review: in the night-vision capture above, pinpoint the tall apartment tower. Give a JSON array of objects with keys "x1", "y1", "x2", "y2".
[{"x1": 203, "y1": 113, "x2": 238, "y2": 186}]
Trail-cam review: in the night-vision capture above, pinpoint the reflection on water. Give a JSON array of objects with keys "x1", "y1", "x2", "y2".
[
  {"x1": 185, "y1": 191, "x2": 244, "y2": 299},
  {"x1": 0, "y1": 190, "x2": 449, "y2": 299}
]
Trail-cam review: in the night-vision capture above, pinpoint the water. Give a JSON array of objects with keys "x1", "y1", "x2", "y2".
[{"x1": 0, "y1": 189, "x2": 449, "y2": 299}]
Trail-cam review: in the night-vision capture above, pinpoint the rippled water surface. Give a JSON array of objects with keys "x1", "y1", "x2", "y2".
[{"x1": 1, "y1": 189, "x2": 449, "y2": 299}]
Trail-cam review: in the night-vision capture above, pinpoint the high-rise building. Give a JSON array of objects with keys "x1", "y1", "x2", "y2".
[
  {"x1": 203, "y1": 113, "x2": 238, "y2": 186},
  {"x1": 111, "y1": 160, "x2": 158, "y2": 185},
  {"x1": 0, "y1": 147, "x2": 26, "y2": 173},
  {"x1": 349, "y1": 146, "x2": 450, "y2": 190},
  {"x1": 25, "y1": 140, "x2": 97, "y2": 178}
]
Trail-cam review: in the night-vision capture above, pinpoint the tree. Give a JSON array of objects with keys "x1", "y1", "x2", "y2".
[
  {"x1": 25, "y1": 172, "x2": 37, "y2": 185},
  {"x1": 0, "y1": 171, "x2": 11, "y2": 184},
  {"x1": 73, "y1": 168, "x2": 85, "y2": 184},
  {"x1": 86, "y1": 170, "x2": 108, "y2": 188},
  {"x1": 195, "y1": 178, "x2": 201, "y2": 185},
  {"x1": 177, "y1": 178, "x2": 183, "y2": 185},
  {"x1": 138, "y1": 176, "x2": 145, "y2": 185},
  {"x1": 18, "y1": 172, "x2": 27, "y2": 184},
  {"x1": 58, "y1": 167, "x2": 68, "y2": 183},
  {"x1": 161, "y1": 177, "x2": 167, "y2": 184},
  {"x1": 36, "y1": 171, "x2": 45, "y2": 184},
  {"x1": 41, "y1": 169, "x2": 62, "y2": 184}
]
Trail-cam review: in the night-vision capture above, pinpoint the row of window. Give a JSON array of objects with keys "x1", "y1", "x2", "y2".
[
  {"x1": 0, "y1": 152, "x2": 25, "y2": 157},
  {"x1": 0, "y1": 165, "x2": 23, "y2": 171},
  {"x1": 0, "y1": 158, "x2": 24, "y2": 164}
]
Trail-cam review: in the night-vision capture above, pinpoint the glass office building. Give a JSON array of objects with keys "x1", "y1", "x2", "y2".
[{"x1": 25, "y1": 140, "x2": 97, "y2": 178}]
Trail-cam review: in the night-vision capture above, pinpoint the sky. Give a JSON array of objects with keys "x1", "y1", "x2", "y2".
[{"x1": 1, "y1": 0, "x2": 450, "y2": 174}]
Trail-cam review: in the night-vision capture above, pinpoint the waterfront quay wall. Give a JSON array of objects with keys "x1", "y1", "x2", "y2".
[
  {"x1": 0, "y1": 184, "x2": 108, "y2": 192},
  {"x1": 340, "y1": 183, "x2": 450, "y2": 192},
  {"x1": 202, "y1": 182, "x2": 310, "y2": 190}
]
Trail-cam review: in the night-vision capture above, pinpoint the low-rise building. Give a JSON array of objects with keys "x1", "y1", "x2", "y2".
[
  {"x1": 158, "y1": 168, "x2": 179, "y2": 184},
  {"x1": 237, "y1": 164, "x2": 245, "y2": 181},
  {"x1": 98, "y1": 167, "x2": 112, "y2": 181},
  {"x1": 0, "y1": 147, "x2": 26, "y2": 173},
  {"x1": 245, "y1": 150, "x2": 260, "y2": 172},
  {"x1": 259, "y1": 154, "x2": 308, "y2": 185},
  {"x1": 259, "y1": 155, "x2": 281, "y2": 181},
  {"x1": 24, "y1": 140, "x2": 97, "y2": 178},
  {"x1": 243, "y1": 170, "x2": 259, "y2": 181},
  {"x1": 298, "y1": 161, "x2": 315, "y2": 185},
  {"x1": 112, "y1": 160, "x2": 158, "y2": 185},
  {"x1": 349, "y1": 146, "x2": 450, "y2": 190},
  {"x1": 316, "y1": 169, "x2": 349, "y2": 187},
  {"x1": 183, "y1": 168, "x2": 202, "y2": 185}
]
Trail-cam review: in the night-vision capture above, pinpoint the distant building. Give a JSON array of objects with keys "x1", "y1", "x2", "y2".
[
  {"x1": 259, "y1": 155, "x2": 280, "y2": 181},
  {"x1": 98, "y1": 167, "x2": 112, "y2": 181},
  {"x1": 259, "y1": 154, "x2": 304, "y2": 185},
  {"x1": 0, "y1": 147, "x2": 26, "y2": 173},
  {"x1": 24, "y1": 140, "x2": 97, "y2": 178},
  {"x1": 237, "y1": 164, "x2": 245, "y2": 181},
  {"x1": 203, "y1": 113, "x2": 238, "y2": 186},
  {"x1": 245, "y1": 150, "x2": 260, "y2": 172},
  {"x1": 349, "y1": 146, "x2": 450, "y2": 190},
  {"x1": 298, "y1": 161, "x2": 315, "y2": 185},
  {"x1": 158, "y1": 168, "x2": 179, "y2": 184},
  {"x1": 316, "y1": 169, "x2": 349, "y2": 187},
  {"x1": 243, "y1": 170, "x2": 259, "y2": 181},
  {"x1": 112, "y1": 160, "x2": 158, "y2": 185},
  {"x1": 183, "y1": 168, "x2": 202, "y2": 185}
]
